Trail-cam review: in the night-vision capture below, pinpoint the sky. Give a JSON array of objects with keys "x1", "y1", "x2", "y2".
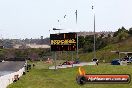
[{"x1": 0, "y1": 0, "x2": 132, "y2": 39}]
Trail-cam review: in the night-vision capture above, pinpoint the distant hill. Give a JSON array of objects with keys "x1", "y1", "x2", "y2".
[
  {"x1": 0, "y1": 38, "x2": 50, "y2": 48},
  {"x1": 79, "y1": 36, "x2": 132, "y2": 62},
  {"x1": 77, "y1": 31, "x2": 114, "y2": 37}
]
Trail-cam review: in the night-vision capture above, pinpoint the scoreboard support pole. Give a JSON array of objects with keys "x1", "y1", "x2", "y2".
[
  {"x1": 76, "y1": 33, "x2": 79, "y2": 60},
  {"x1": 72, "y1": 51, "x2": 73, "y2": 67},
  {"x1": 54, "y1": 51, "x2": 57, "y2": 70}
]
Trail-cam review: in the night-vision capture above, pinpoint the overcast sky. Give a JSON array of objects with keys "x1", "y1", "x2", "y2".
[{"x1": 0, "y1": 0, "x2": 132, "y2": 39}]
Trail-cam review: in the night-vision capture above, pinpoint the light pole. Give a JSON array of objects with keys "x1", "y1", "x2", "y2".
[
  {"x1": 92, "y1": 6, "x2": 96, "y2": 59},
  {"x1": 75, "y1": 10, "x2": 78, "y2": 24},
  {"x1": 75, "y1": 10, "x2": 79, "y2": 60}
]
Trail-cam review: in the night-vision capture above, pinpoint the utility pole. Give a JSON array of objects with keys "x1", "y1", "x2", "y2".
[
  {"x1": 75, "y1": 10, "x2": 79, "y2": 60},
  {"x1": 92, "y1": 6, "x2": 96, "y2": 59},
  {"x1": 75, "y1": 10, "x2": 78, "y2": 24}
]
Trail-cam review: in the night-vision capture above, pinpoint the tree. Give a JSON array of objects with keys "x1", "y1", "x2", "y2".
[
  {"x1": 82, "y1": 35, "x2": 108, "y2": 53},
  {"x1": 85, "y1": 35, "x2": 94, "y2": 43},
  {"x1": 113, "y1": 26, "x2": 128, "y2": 37},
  {"x1": 108, "y1": 34, "x2": 112, "y2": 38},
  {"x1": 78, "y1": 36, "x2": 85, "y2": 49},
  {"x1": 128, "y1": 28, "x2": 132, "y2": 35},
  {"x1": 83, "y1": 43, "x2": 93, "y2": 53},
  {"x1": 117, "y1": 31, "x2": 129, "y2": 41},
  {"x1": 3, "y1": 40, "x2": 14, "y2": 48},
  {"x1": 0, "y1": 49, "x2": 5, "y2": 60},
  {"x1": 38, "y1": 49, "x2": 51, "y2": 58},
  {"x1": 113, "y1": 26, "x2": 129, "y2": 41},
  {"x1": 100, "y1": 33, "x2": 105, "y2": 38},
  {"x1": 82, "y1": 35, "x2": 96, "y2": 53}
]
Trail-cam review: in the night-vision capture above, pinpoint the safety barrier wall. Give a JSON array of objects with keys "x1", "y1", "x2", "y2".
[{"x1": 0, "y1": 66, "x2": 25, "y2": 88}]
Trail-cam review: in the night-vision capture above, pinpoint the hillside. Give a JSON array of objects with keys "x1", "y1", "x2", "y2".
[{"x1": 79, "y1": 37, "x2": 132, "y2": 62}]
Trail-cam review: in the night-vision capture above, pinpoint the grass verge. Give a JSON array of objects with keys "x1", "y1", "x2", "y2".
[{"x1": 8, "y1": 61, "x2": 132, "y2": 88}]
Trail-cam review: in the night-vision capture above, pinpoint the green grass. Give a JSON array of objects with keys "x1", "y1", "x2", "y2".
[{"x1": 8, "y1": 61, "x2": 132, "y2": 88}]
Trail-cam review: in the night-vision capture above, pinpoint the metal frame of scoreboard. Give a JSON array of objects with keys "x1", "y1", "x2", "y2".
[{"x1": 50, "y1": 33, "x2": 77, "y2": 69}]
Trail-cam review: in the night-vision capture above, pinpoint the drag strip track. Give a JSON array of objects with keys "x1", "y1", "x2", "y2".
[{"x1": 0, "y1": 61, "x2": 25, "y2": 76}]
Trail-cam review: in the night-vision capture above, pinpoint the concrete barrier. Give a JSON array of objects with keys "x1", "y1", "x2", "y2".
[{"x1": 0, "y1": 65, "x2": 26, "y2": 88}]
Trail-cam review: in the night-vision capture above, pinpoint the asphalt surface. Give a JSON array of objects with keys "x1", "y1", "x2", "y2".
[{"x1": 0, "y1": 61, "x2": 25, "y2": 76}]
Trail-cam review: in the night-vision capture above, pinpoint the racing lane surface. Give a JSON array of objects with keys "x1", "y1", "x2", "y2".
[{"x1": 0, "y1": 61, "x2": 25, "y2": 76}]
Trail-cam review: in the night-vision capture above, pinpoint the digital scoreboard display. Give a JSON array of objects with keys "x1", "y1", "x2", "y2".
[{"x1": 50, "y1": 33, "x2": 77, "y2": 51}]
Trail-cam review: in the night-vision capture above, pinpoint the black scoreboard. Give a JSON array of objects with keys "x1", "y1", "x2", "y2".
[{"x1": 50, "y1": 33, "x2": 77, "y2": 51}]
